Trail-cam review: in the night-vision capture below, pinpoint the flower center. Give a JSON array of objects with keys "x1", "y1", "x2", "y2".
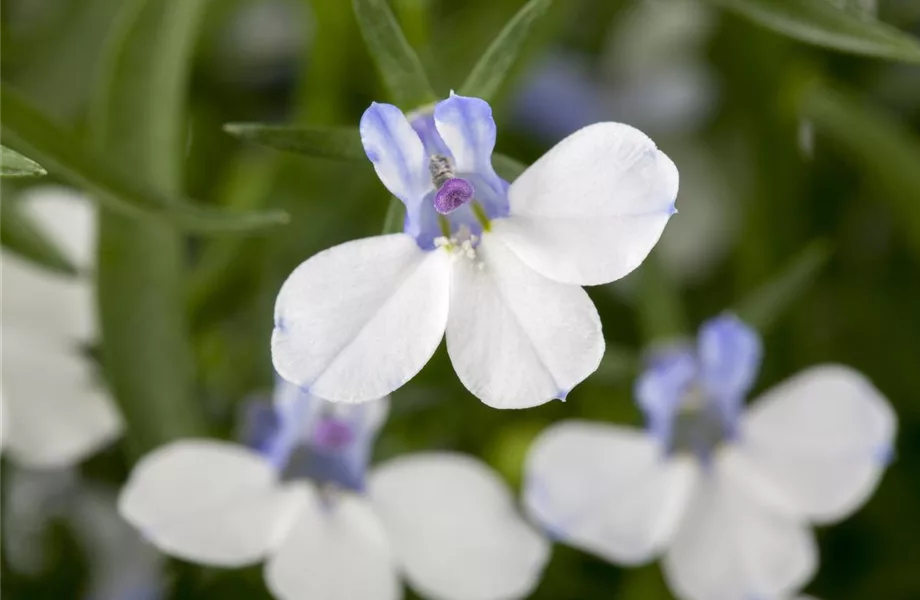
[
  {"x1": 669, "y1": 386, "x2": 732, "y2": 461},
  {"x1": 311, "y1": 417, "x2": 354, "y2": 451},
  {"x1": 434, "y1": 178, "x2": 475, "y2": 214}
]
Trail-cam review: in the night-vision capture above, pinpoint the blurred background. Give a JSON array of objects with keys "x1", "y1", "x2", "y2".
[{"x1": 2, "y1": 0, "x2": 920, "y2": 598}]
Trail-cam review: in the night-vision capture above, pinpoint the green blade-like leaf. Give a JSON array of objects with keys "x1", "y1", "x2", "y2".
[
  {"x1": 492, "y1": 152, "x2": 528, "y2": 182},
  {"x1": 352, "y1": 0, "x2": 437, "y2": 108},
  {"x1": 0, "y1": 86, "x2": 287, "y2": 232},
  {"x1": 802, "y1": 84, "x2": 920, "y2": 261},
  {"x1": 1, "y1": 145, "x2": 46, "y2": 177},
  {"x1": 636, "y1": 251, "x2": 688, "y2": 344},
  {"x1": 382, "y1": 196, "x2": 406, "y2": 234},
  {"x1": 460, "y1": 0, "x2": 553, "y2": 101},
  {"x1": 92, "y1": 0, "x2": 210, "y2": 453},
  {"x1": 224, "y1": 123, "x2": 366, "y2": 161},
  {"x1": 734, "y1": 240, "x2": 832, "y2": 332},
  {"x1": 0, "y1": 199, "x2": 77, "y2": 275},
  {"x1": 703, "y1": 0, "x2": 920, "y2": 63}
]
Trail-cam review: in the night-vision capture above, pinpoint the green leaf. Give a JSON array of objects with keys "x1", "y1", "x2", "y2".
[
  {"x1": 593, "y1": 344, "x2": 640, "y2": 385},
  {"x1": 224, "y1": 123, "x2": 366, "y2": 161},
  {"x1": 352, "y1": 0, "x2": 437, "y2": 108},
  {"x1": 734, "y1": 240, "x2": 832, "y2": 332},
  {"x1": 1, "y1": 145, "x2": 46, "y2": 177},
  {"x1": 0, "y1": 86, "x2": 288, "y2": 232},
  {"x1": 459, "y1": 0, "x2": 553, "y2": 101},
  {"x1": 703, "y1": 0, "x2": 920, "y2": 63},
  {"x1": 92, "y1": 0, "x2": 211, "y2": 454},
  {"x1": 492, "y1": 152, "x2": 528, "y2": 182},
  {"x1": 382, "y1": 196, "x2": 406, "y2": 234},
  {"x1": 0, "y1": 198, "x2": 78, "y2": 275},
  {"x1": 801, "y1": 84, "x2": 920, "y2": 261},
  {"x1": 636, "y1": 251, "x2": 688, "y2": 344}
]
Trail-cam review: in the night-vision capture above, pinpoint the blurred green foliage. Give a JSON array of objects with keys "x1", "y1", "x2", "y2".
[{"x1": 2, "y1": 0, "x2": 920, "y2": 598}]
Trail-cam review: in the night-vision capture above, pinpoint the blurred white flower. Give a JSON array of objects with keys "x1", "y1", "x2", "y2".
[
  {"x1": 525, "y1": 315, "x2": 895, "y2": 600},
  {"x1": 272, "y1": 95, "x2": 677, "y2": 409},
  {"x1": 1, "y1": 185, "x2": 122, "y2": 468},
  {"x1": 4, "y1": 467, "x2": 164, "y2": 600},
  {"x1": 119, "y1": 379, "x2": 549, "y2": 600}
]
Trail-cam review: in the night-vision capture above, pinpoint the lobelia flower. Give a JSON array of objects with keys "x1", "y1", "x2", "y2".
[
  {"x1": 271, "y1": 93, "x2": 679, "y2": 409},
  {"x1": 119, "y1": 378, "x2": 549, "y2": 600},
  {"x1": 0, "y1": 185, "x2": 122, "y2": 468},
  {"x1": 4, "y1": 467, "x2": 165, "y2": 600},
  {"x1": 523, "y1": 314, "x2": 896, "y2": 600}
]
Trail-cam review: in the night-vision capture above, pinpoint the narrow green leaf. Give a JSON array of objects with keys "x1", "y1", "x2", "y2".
[
  {"x1": 1, "y1": 145, "x2": 46, "y2": 177},
  {"x1": 224, "y1": 123, "x2": 367, "y2": 161},
  {"x1": 382, "y1": 196, "x2": 406, "y2": 234},
  {"x1": 459, "y1": 0, "x2": 553, "y2": 101},
  {"x1": 352, "y1": 0, "x2": 437, "y2": 108},
  {"x1": 801, "y1": 84, "x2": 920, "y2": 260},
  {"x1": 734, "y1": 240, "x2": 832, "y2": 332},
  {"x1": 492, "y1": 152, "x2": 528, "y2": 182},
  {"x1": 636, "y1": 251, "x2": 688, "y2": 344},
  {"x1": 593, "y1": 344, "x2": 640, "y2": 385},
  {"x1": 704, "y1": 0, "x2": 920, "y2": 63},
  {"x1": 92, "y1": 0, "x2": 210, "y2": 453},
  {"x1": 0, "y1": 86, "x2": 288, "y2": 232},
  {"x1": 0, "y1": 199, "x2": 78, "y2": 275}
]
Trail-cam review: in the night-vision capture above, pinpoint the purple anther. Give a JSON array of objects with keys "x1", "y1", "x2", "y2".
[
  {"x1": 312, "y1": 417, "x2": 354, "y2": 451},
  {"x1": 434, "y1": 178, "x2": 474, "y2": 215}
]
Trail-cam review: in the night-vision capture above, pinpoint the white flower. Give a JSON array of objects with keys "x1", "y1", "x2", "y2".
[
  {"x1": 524, "y1": 315, "x2": 895, "y2": 600},
  {"x1": 119, "y1": 380, "x2": 549, "y2": 600},
  {"x1": 4, "y1": 466, "x2": 164, "y2": 600},
  {"x1": 0, "y1": 185, "x2": 122, "y2": 468},
  {"x1": 271, "y1": 94, "x2": 678, "y2": 409}
]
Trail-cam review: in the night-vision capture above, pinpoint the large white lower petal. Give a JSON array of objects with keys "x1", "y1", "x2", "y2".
[
  {"x1": 663, "y1": 449, "x2": 817, "y2": 600},
  {"x1": 738, "y1": 365, "x2": 896, "y2": 523},
  {"x1": 446, "y1": 233, "x2": 603, "y2": 409},
  {"x1": 19, "y1": 185, "x2": 98, "y2": 271},
  {"x1": 1, "y1": 334, "x2": 122, "y2": 468},
  {"x1": 495, "y1": 122, "x2": 678, "y2": 286},
  {"x1": 524, "y1": 421, "x2": 697, "y2": 564},
  {"x1": 266, "y1": 491, "x2": 401, "y2": 600},
  {"x1": 2, "y1": 251, "x2": 96, "y2": 342},
  {"x1": 272, "y1": 234, "x2": 450, "y2": 403},
  {"x1": 369, "y1": 453, "x2": 549, "y2": 600},
  {"x1": 118, "y1": 440, "x2": 308, "y2": 567}
]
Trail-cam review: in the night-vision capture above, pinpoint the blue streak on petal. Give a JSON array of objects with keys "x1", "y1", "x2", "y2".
[
  {"x1": 409, "y1": 112, "x2": 452, "y2": 158},
  {"x1": 697, "y1": 314, "x2": 762, "y2": 434},
  {"x1": 239, "y1": 399, "x2": 281, "y2": 455},
  {"x1": 635, "y1": 345, "x2": 697, "y2": 447},
  {"x1": 360, "y1": 102, "x2": 430, "y2": 226}
]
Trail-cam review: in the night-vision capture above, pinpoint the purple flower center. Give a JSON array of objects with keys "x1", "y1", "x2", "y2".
[
  {"x1": 312, "y1": 417, "x2": 354, "y2": 450},
  {"x1": 434, "y1": 178, "x2": 474, "y2": 215}
]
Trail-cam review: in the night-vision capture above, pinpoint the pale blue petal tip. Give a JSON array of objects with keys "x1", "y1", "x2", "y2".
[
  {"x1": 556, "y1": 389, "x2": 570, "y2": 402},
  {"x1": 876, "y1": 443, "x2": 895, "y2": 465},
  {"x1": 669, "y1": 203, "x2": 679, "y2": 216}
]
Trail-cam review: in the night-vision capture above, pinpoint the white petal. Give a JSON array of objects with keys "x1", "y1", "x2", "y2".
[
  {"x1": 19, "y1": 185, "x2": 98, "y2": 271},
  {"x1": 738, "y1": 365, "x2": 896, "y2": 523},
  {"x1": 494, "y1": 122, "x2": 678, "y2": 286},
  {"x1": 663, "y1": 449, "x2": 817, "y2": 600},
  {"x1": 67, "y1": 483, "x2": 166, "y2": 600},
  {"x1": 266, "y1": 491, "x2": 401, "y2": 600},
  {"x1": 2, "y1": 251, "x2": 96, "y2": 342},
  {"x1": 370, "y1": 453, "x2": 548, "y2": 600},
  {"x1": 1, "y1": 335, "x2": 122, "y2": 468},
  {"x1": 118, "y1": 440, "x2": 308, "y2": 567},
  {"x1": 524, "y1": 421, "x2": 697, "y2": 564},
  {"x1": 445, "y1": 233, "x2": 603, "y2": 409},
  {"x1": 272, "y1": 234, "x2": 450, "y2": 403}
]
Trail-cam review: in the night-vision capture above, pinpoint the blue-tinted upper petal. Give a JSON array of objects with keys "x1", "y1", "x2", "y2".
[
  {"x1": 697, "y1": 314, "x2": 762, "y2": 407},
  {"x1": 635, "y1": 345, "x2": 696, "y2": 445},
  {"x1": 360, "y1": 102, "x2": 432, "y2": 215}
]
